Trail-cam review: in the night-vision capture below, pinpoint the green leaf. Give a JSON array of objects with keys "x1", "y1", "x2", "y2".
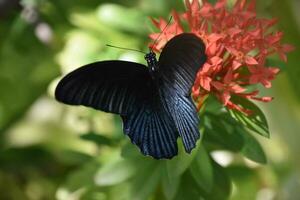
[
  {"x1": 106, "y1": 182, "x2": 131, "y2": 200},
  {"x1": 175, "y1": 160, "x2": 231, "y2": 200},
  {"x1": 200, "y1": 95, "x2": 224, "y2": 115},
  {"x1": 203, "y1": 160, "x2": 232, "y2": 200},
  {"x1": 80, "y1": 132, "x2": 116, "y2": 146},
  {"x1": 229, "y1": 97, "x2": 270, "y2": 138},
  {"x1": 162, "y1": 165, "x2": 180, "y2": 200},
  {"x1": 62, "y1": 160, "x2": 100, "y2": 192},
  {"x1": 266, "y1": 57, "x2": 286, "y2": 70},
  {"x1": 130, "y1": 161, "x2": 162, "y2": 200},
  {"x1": 55, "y1": 150, "x2": 92, "y2": 165},
  {"x1": 189, "y1": 146, "x2": 213, "y2": 193},
  {"x1": 94, "y1": 159, "x2": 137, "y2": 186},
  {"x1": 165, "y1": 140, "x2": 199, "y2": 177},
  {"x1": 203, "y1": 113, "x2": 245, "y2": 152},
  {"x1": 241, "y1": 132, "x2": 267, "y2": 164},
  {"x1": 121, "y1": 142, "x2": 142, "y2": 159},
  {"x1": 228, "y1": 166, "x2": 259, "y2": 200},
  {"x1": 174, "y1": 171, "x2": 205, "y2": 200},
  {"x1": 204, "y1": 111, "x2": 267, "y2": 164}
]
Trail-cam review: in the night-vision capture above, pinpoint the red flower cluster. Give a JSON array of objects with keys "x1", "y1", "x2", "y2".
[{"x1": 149, "y1": 0, "x2": 294, "y2": 114}]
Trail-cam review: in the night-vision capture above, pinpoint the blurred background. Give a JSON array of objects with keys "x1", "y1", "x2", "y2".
[{"x1": 0, "y1": 0, "x2": 299, "y2": 199}]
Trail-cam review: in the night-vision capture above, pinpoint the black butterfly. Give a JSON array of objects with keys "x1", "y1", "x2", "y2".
[{"x1": 55, "y1": 33, "x2": 207, "y2": 159}]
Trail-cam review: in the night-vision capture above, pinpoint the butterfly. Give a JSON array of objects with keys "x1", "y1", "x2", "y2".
[{"x1": 55, "y1": 33, "x2": 207, "y2": 159}]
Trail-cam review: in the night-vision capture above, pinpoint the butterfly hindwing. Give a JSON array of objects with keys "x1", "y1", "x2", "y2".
[
  {"x1": 169, "y1": 94, "x2": 200, "y2": 152},
  {"x1": 122, "y1": 85, "x2": 179, "y2": 159},
  {"x1": 122, "y1": 104, "x2": 178, "y2": 159}
]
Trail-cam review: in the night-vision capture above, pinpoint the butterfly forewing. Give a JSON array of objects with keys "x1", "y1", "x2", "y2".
[
  {"x1": 55, "y1": 61, "x2": 150, "y2": 115},
  {"x1": 158, "y1": 33, "x2": 206, "y2": 95}
]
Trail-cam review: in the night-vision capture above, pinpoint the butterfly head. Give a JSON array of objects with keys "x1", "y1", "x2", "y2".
[{"x1": 145, "y1": 50, "x2": 158, "y2": 72}]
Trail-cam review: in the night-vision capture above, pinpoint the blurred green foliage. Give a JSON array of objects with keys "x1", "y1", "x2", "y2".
[{"x1": 0, "y1": 0, "x2": 299, "y2": 200}]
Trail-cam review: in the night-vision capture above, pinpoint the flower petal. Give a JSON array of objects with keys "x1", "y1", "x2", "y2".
[{"x1": 245, "y1": 56, "x2": 258, "y2": 65}]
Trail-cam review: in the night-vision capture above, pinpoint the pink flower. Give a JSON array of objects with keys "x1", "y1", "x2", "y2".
[{"x1": 149, "y1": 0, "x2": 294, "y2": 114}]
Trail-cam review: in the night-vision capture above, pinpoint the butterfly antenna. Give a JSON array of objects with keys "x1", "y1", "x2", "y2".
[
  {"x1": 151, "y1": 16, "x2": 173, "y2": 51},
  {"x1": 106, "y1": 44, "x2": 147, "y2": 54}
]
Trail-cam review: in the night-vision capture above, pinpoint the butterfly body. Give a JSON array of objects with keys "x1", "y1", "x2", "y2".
[
  {"x1": 55, "y1": 33, "x2": 206, "y2": 159},
  {"x1": 145, "y1": 50, "x2": 159, "y2": 80}
]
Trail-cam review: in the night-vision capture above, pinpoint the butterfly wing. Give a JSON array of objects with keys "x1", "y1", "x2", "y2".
[
  {"x1": 122, "y1": 89, "x2": 178, "y2": 159},
  {"x1": 158, "y1": 33, "x2": 207, "y2": 152},
  {"x1": 55, "y1": 61, "x2": 151, "y2": 115},
  {"x1": 158, "y1": 33, "x2": 207, "y2": 95},
  {"x1": 161, "y1": 91, "x2": 200, "y2": 153},
  {"x1": 55, "y1": 60, "x2": 178, "y2": 159}
]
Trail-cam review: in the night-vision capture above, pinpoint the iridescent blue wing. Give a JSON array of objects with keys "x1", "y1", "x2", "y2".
[
  {"x1": 158, "y1": 33, "x2": 207, "y2": 153},
  {"x1": 55, "y1": 60, "x2": 178, "y2": 159}
]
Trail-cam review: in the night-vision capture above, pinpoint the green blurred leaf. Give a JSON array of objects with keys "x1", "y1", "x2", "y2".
[
  {"x1": 80, "y1": 132, "x2": 117, "y2": 146},
  {"x1": 121, "y1": 142, "x2": 142, "y2": 159},
  {"x1": 62, "y1": 160, "x2": 100, "y2": 192},
  {"x1": 95, "y1": 159, "x2": 137, "y2": 186},
  {"x1": 204, "y1": 110, "x2": 267, "y2": 164},
  {"x1": 203, "y1": 161, "x2": 232, "y2": 200},
  {"x1": 267, "y1": 57, "x2": 287, "y2": 70},
  {"x1": 105, "y1": 182, "x2": 131, "y2": 200},
  {"x1": 189, "y1": 146, "x2": 213, "y2": 193},
  {"x1": 200, "y1": 95, "x2": 224, "y2": 115},
  {"x1": 166, "y1": 141, "x2": 198, "y2": 177},
  {"x1": 241, "y1": 132, "x2": 267, "y2": 164},
  {"x1": 130, "y1": 161, "x2": 162, "y2": 200},
  {"x1": 203, "y1": 113, "x2": 245, "y2": 152},
  {"x1": 55, "y1": 150, "x2": 93, "y2": 165},
  {"x1": 162, "y1": 164, "x2": 180, "y2": 200},
  {"x1": 173, "y1": 171, "x2": 204, "y2": 200},
  {"x1": 228, "y1": 166, "x2": 259, "y2": 200},
  {"x1": 229, "y1": 97, "x2": 270, "y2": 138}
]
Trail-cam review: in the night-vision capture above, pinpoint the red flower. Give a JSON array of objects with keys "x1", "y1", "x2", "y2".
[
  {"x1": 211, "y1": 68, "x2": 246, "y2": 105},
  {"x1": 149, "y1": 0, "x2": 294, "y2": 114},
  {"x1": 149, "y1": 11, "x2": 184, "y2": 50},
  {"x1": 248, "y1": 57, "x2": 280, "y2": 88}
]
